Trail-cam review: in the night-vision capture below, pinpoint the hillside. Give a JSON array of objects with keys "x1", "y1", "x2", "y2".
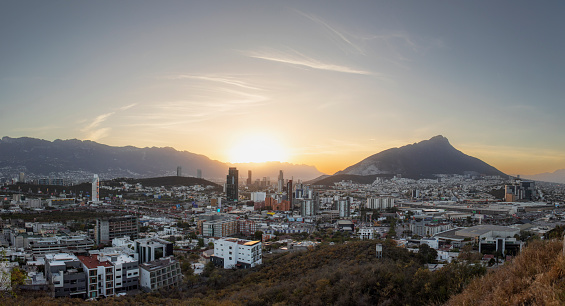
[
  {"x1": 310, "y1": 173, "x2": 395, "y2": 186},
  {"x1": 6, "y1": 176, "x2": 221, "y2": 198},
  {"x1": 335, "y1": 135, "x2": 506, "y2": 178},
  {"x1": 5, "y1": 240, "x2": 486, "y2": 305},
  {"x1": 448, "y1": 239, "x2": 565, "y2": 305}
]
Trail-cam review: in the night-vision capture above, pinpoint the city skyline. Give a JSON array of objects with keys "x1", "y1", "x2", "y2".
[{"x1": 1, "y1": 1, "x2": 564, "y2": 175}]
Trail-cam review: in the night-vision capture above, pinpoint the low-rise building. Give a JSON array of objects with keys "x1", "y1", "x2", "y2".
[
  {"x1": 212, "y1": 237, "x2": 262, "y2": 269},
  {"x1": 77, "y1": 254, "x2": 115, "y2": 299},
  {"x1": 359, "y1": 227, "x2": 375, "y2": 240},
  {"x1": 135, "y1": 237, "x2": 174, "y2": 263},
  {"x1": 45, "y1": 253, "x2": 87, "y2": 298},
  {"x1": 139, "y1": 256, "x2": 182, "y2": 292}
]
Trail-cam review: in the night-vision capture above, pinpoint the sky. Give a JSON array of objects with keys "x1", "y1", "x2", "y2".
[{"x1": 1, "y1": 1, "x2": 564, "y2": 176}]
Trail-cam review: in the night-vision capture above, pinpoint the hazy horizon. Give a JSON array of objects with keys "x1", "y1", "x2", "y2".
[{"x1": 2, "y1": 1, "x2": 564, "y2": 175}]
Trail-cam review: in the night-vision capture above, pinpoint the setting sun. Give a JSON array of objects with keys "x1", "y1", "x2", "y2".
[{"x1": 229, "y1": 137, "x2": 289, "y2": 163}]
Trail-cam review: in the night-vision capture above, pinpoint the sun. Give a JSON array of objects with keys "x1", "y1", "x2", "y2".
[{"x1": 229, "y1": 137, "x2": 288, "y2": 163}]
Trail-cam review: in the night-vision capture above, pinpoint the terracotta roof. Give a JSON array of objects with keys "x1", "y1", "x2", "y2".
[{"x1": 77, "y1": 254, "x2": 113, "y2": 269}]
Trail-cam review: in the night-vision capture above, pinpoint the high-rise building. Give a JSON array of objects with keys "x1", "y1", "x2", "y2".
[
  {"x1": 287, "y1": 179, "x2": 293, "y2": 209},
  {"x1": 338, "y1": 198, "x2": 351, "y2": 218},
  {"x1": 277, "y1": 170, "x2": 284, "y2": 192},
  {"x1": 301, "y1": 199, "x2": 319, "y2": 217},
  {"x1": 366, "y1": 198, "x2": 395, "y2": 210},
  {"x1": 92, "y1": 174, "x2": 99, "y2": 202},
  {"x1": 226, "y1": 167, "x2": 238, "y2": 202},
  {"x1": 247, "y1": 170, "x2": 252, "y2": 186},
  {"x1": 177, "y1": 166, "x2": 182, "y2": 177},
  {"x1": 505, "y1": 180, "x2": 536, "y2": 202},
  {"x1": 197, "y1": 169, "x2": 202, "y2": 179},
  {"x1": 18, "y1": 172, "x2": 25, "y2": 183}
]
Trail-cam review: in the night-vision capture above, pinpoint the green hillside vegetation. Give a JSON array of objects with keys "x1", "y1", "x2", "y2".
[
  {"x1": 3, "y1": 240, "x2": 485, "y2": 305},
  {"x1": 448, "y1": 238, "x2": 565, "y2": 305}
]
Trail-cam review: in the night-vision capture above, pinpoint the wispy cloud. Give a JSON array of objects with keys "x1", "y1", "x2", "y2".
[
  {"x1": 120, "y1": 74, "x2": 271, "y2": 131},
  {"x1": 168, "y1": 74, "x2": 262, "y2": 91},
  {"x1": 297, "y1": 10, "x2": 365, "y2": 55},
  {"x1": 81, "y1": 103, "x2": 137, "y2": 141},
  {"x1": 247, "y1": 49, "x2": 373, "y2": 75}
]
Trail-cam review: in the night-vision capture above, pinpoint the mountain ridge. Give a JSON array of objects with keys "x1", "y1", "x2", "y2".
[
  {"x1": 0, "y1": 136, "x2": 324, "y2": 181},
  {"x1": 334, "y1": 135, "x2": 506, "y2": 178},
  {"x1": 522, "y1": 169, "x2": 565, "y2": 184}
]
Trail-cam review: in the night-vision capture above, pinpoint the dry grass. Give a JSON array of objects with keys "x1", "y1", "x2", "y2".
[{"x1": 448, "y1": 239, "x2": 565, "y2": 306}]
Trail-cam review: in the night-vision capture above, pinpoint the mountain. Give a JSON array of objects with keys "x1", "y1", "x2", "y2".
[
  {"x1": 522, "y1": 169, "x2": 565, "y2": 184},
  {"x1": 335, "y1": 135, "x2": 506, "y2": 178},
  {"x1": 308, "y1": 174, "x2": 395, "y2": 186},
  {"x1": 0, "y1": 137, "x2": 323, "y2": 181},
  {"x1": 230, "y1": 161, "x2": 324, "y2": 182}
]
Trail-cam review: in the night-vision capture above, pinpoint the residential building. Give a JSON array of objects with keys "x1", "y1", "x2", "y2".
[
  {"x1": 135, "y1": 237, "x2": 174, "y2": 263},
  {"x1": 45, "y1": 253, "x2": 87, "y2": 298},
  {"x1": 78, "y1": 254, "x2": 115, "y2": 299},
  {"x1": 201, "y1": 218, "x2": 238, "y2": 237},
  {"x1": 95, "y1": 215, "x2": 139, "y2": 245},
  {"x1": 212, "y1": 238, "x2": 262, "y2": 269},
  {"x1": 338, "y1": 198, "x2": 351, "y2": 218},
  {"x1": 98, "y1": 251, "x2": 139, "y2": 293},
  {"x1": 366, "y1": 197, "x2": 395, "y2": 210},
  {"x1": 139, "y1": 256, "x2": 182, "y2": 292},
  {"x1": 301, "y1": 199, "x2": 318, "y2": 217},
  {"x1": 237, "y1": 220, "x2": 257, "y2": 237}
]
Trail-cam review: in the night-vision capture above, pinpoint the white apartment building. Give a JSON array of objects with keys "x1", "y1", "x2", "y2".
[
  {"x1": 366, "y1": 197, "x2": 395, "y2": 210},
  {"x1": 212, "y1": 238, "x2": 262, "y2": 269}
]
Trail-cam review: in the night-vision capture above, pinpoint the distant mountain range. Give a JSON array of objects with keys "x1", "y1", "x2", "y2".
[
  {"x1": 0, "y1": 137, "x2": 324, "y2": 182},
  {"x1": 522, "y1": 169, "x2": 565, "y2": 184},
  {"x1": 311, "y1": 135, "x2": 506, "y2": 185}
]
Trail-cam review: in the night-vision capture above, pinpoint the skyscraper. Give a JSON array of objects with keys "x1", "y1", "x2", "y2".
[
  {"x1": 177, "y1": 166, "x2": 182, "y2": 177},
  {"x1": 197, "y1": 169, "x2": 202, "y2": 179},
  {"x1": 278, "y1": 170, "x2": 284, "y2": 192},
  {"x1": 247, "y1": 170, "x2": 252, "y2": 186},
  {"x1": 92, "y1": 174, "x2": 99, "y2": 202},
  {"x1": 226, "y1": 167, "x2": 238, "y2": 202},
  {"x1": 287, "y1": 179, "x2": 293, "y2": 210}
]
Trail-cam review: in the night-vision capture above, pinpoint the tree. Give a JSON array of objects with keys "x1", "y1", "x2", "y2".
[
  {"x1": 202, "y1": 261, "x2": 215, "y2": 277},
  {"x1": 418, "y1": 244, "x2": 438, "y2": 264},
  {"x1": 254, "y1": 230, "x2": 264, "y2": 241},
  {"x1": 197, "y1": 238, "x2": 205, "y2": 248},
  {"x1": 181, "y1": 261, "x2": 194, "y2": 276}
]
